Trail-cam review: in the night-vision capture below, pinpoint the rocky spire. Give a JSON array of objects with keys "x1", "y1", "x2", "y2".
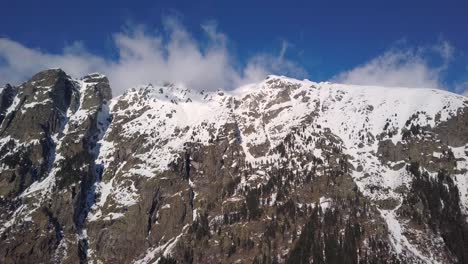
[
  {"x1": 0, "y1": 69, "x2": 113, "y2": 264},
  {"x1": 0, "y1": 83, "x2": 17, "y2": 125}
]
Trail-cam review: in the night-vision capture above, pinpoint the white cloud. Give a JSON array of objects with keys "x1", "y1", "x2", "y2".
[
  {"x1": 0, "y1": 38, "x2": 107, "y2": 84},
  {"x1": 333, "y1": 41, "x2": 454, "y2": 89},
  {"x1": 455, "y1": 81, "x2": 468, "y2": 97},
  {"x1": 279, "y1": 40, "x2": 289, "y2": 61},
  {"x1": 432, "y1": 40, "x2": 454, "y2": 64},
  {"x1": 0, "y1": 19, "x2": 306, "y2": 95}
]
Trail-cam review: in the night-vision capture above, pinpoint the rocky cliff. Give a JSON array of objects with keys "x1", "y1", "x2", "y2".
[{"x1": 0, "y1": 69, "x2": 467, "y2": 264}]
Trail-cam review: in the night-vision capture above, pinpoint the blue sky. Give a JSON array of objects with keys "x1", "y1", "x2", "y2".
[{"x1": 1, "y1": 0, "x2": 467, "y2": 95}]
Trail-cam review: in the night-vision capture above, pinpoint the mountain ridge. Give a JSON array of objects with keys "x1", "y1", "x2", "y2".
[{"x1": 0, "y1": 69, "x2": 467, "y2": 263}]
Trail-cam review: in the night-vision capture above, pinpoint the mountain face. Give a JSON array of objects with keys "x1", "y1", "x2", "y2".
[{"x1": 0, "y1": 69, "x2": 467, "y2": 264}]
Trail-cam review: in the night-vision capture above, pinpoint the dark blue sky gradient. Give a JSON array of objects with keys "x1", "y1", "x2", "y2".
[{"x1": 1, "y1": 0, "x2": 467, "y2": 87}]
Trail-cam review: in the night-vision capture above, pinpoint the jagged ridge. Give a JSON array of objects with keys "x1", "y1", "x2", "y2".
[{"x1": 0, "y1": 69, "x2": 467, "y2": 263}]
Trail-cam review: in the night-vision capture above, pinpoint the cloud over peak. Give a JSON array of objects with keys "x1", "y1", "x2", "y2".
[
  {"x1": 2, "y1": 23, "x2": 466, "y2": 97},
  {"x1": 333, "y1": 40, "x2": 455, "y2": 89},
  {"x1": 0, "y1": 18, "x2": 306, "y2": 95}
]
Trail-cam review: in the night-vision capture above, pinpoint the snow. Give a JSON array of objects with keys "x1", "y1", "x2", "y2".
[
  {"x1": 88, "y1": 177, "x2": 115, "y2": 222},
  {"x1": 3, "y1": 74, "x2": 467, "y2": 262},
  {"x1": 20, "y1": 171, "x2": 56, "y2": 197},
  {"x1": 5, "y1": 78, "x2": 112, "y2": 231},
  {"x1": 104, "y1": 84, "x2": 233, "y2": 172},
  {"x1": 0, "y1": 204, "x2": 29, "y2": 234},
  {"x1": 319, "y1": 196, "x2": 332, "y2": 210},
  {"x1": 104, "y1": 76, "x2": 465, "y2": 262},
  {"x1": 379, "y1": 205, "x2": 438, "y2": 264},
  {"x1": 313, "y1": 148, "x2": 322, "y2": 158},
  {"x1": 102, "y1": 212, "x2": 125, "y2": 221},
  {"x1": 21, "y1": 99, "x2": 53, "y2": 112},
  {"x1": 113, "y1": 179, "x2": 139, "y2": 206},
  {"x1": 20, "y1": 79, "x2": 98, "y2": 199},
  {"x1": 95, "y1": 77, "x2": 466, "y2": 230},
  {"x1": 134, "y1": 225, "x2": 189, "y2": 264},
  {"x1": 451, "y1": 145, "x2": 468, "y2": 215},
  {"x1": 97, "y1": 76, "x2": 466, "y2": 188},
  {"x1": 269, "y1": 192, "x2": 277, "y2": 206},
  {"x1": 128, "y1": 168, "x2": 155, "y2": 178},
  {"x1": 3, "y1": 94, "x2": 20, "y2": 120},
  {"x1": 310, "y1": 82, "x2": 466, "y2": 205}
]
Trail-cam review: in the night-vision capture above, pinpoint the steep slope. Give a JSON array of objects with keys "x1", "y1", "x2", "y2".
[
  {"x1": 0, "y1": 70, "x2": 467, "y2": 263},
  {"x1": 0, "y1": 69, "x2": 112, "y2": 263}
]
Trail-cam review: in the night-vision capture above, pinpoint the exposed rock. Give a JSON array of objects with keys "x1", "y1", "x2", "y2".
[
  {"x1": 0, "y1": 84, "x2": 17, "y2": 125},
  {"x1": 1, "y1": 72, "x2": 467, "y2": 263},
  {"x1": 0, "y1": 69, "x2": 112, "y2": 264}
]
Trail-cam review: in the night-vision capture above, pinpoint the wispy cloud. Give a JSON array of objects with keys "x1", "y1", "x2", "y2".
[
  {"x1": 455, "y1": 81, "x2": 468, "y2": 96},
  {"x1": 0, "y1": 38, "x2": 107, "y2": 84},
  {"x1": 333, "y1": 40, "x2": 455, "y2": 89},
  {"x1": 0, "y1": 18, "x2": 306, "y2": 95}
]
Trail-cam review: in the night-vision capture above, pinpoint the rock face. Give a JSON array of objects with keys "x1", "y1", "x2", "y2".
[
  {"x1": 0, "y1": 71, "x2": 467, "y2": 264},
  {"x1": 0, "y1": 69, "x2": 112, "y2": 263},
  {"x1": 0, "y1": 84, "x2": 17, "y2": 124}
]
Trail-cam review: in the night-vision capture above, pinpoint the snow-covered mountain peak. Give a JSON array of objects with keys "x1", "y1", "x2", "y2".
[{"x1": 1, "y1": 70, "x2": 468, "y2": 263}]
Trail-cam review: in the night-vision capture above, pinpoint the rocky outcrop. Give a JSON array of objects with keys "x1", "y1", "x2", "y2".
[
  {"x1": 0, "y1": 69, "x2": 112, "y2": 264},
  {"x1": 0, "y1": 71, "x2": 467, "y2": 263},
  {"x1": 0, "y1": 69, "x2": 74, "y2": 197},
  {"x1": 0, "y1": 84, "x2": 17, "y2": 125}
]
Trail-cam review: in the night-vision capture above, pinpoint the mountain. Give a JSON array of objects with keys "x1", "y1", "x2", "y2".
[{"x1": 0, "y1": 69, "x2": 467, "y2": 264}]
